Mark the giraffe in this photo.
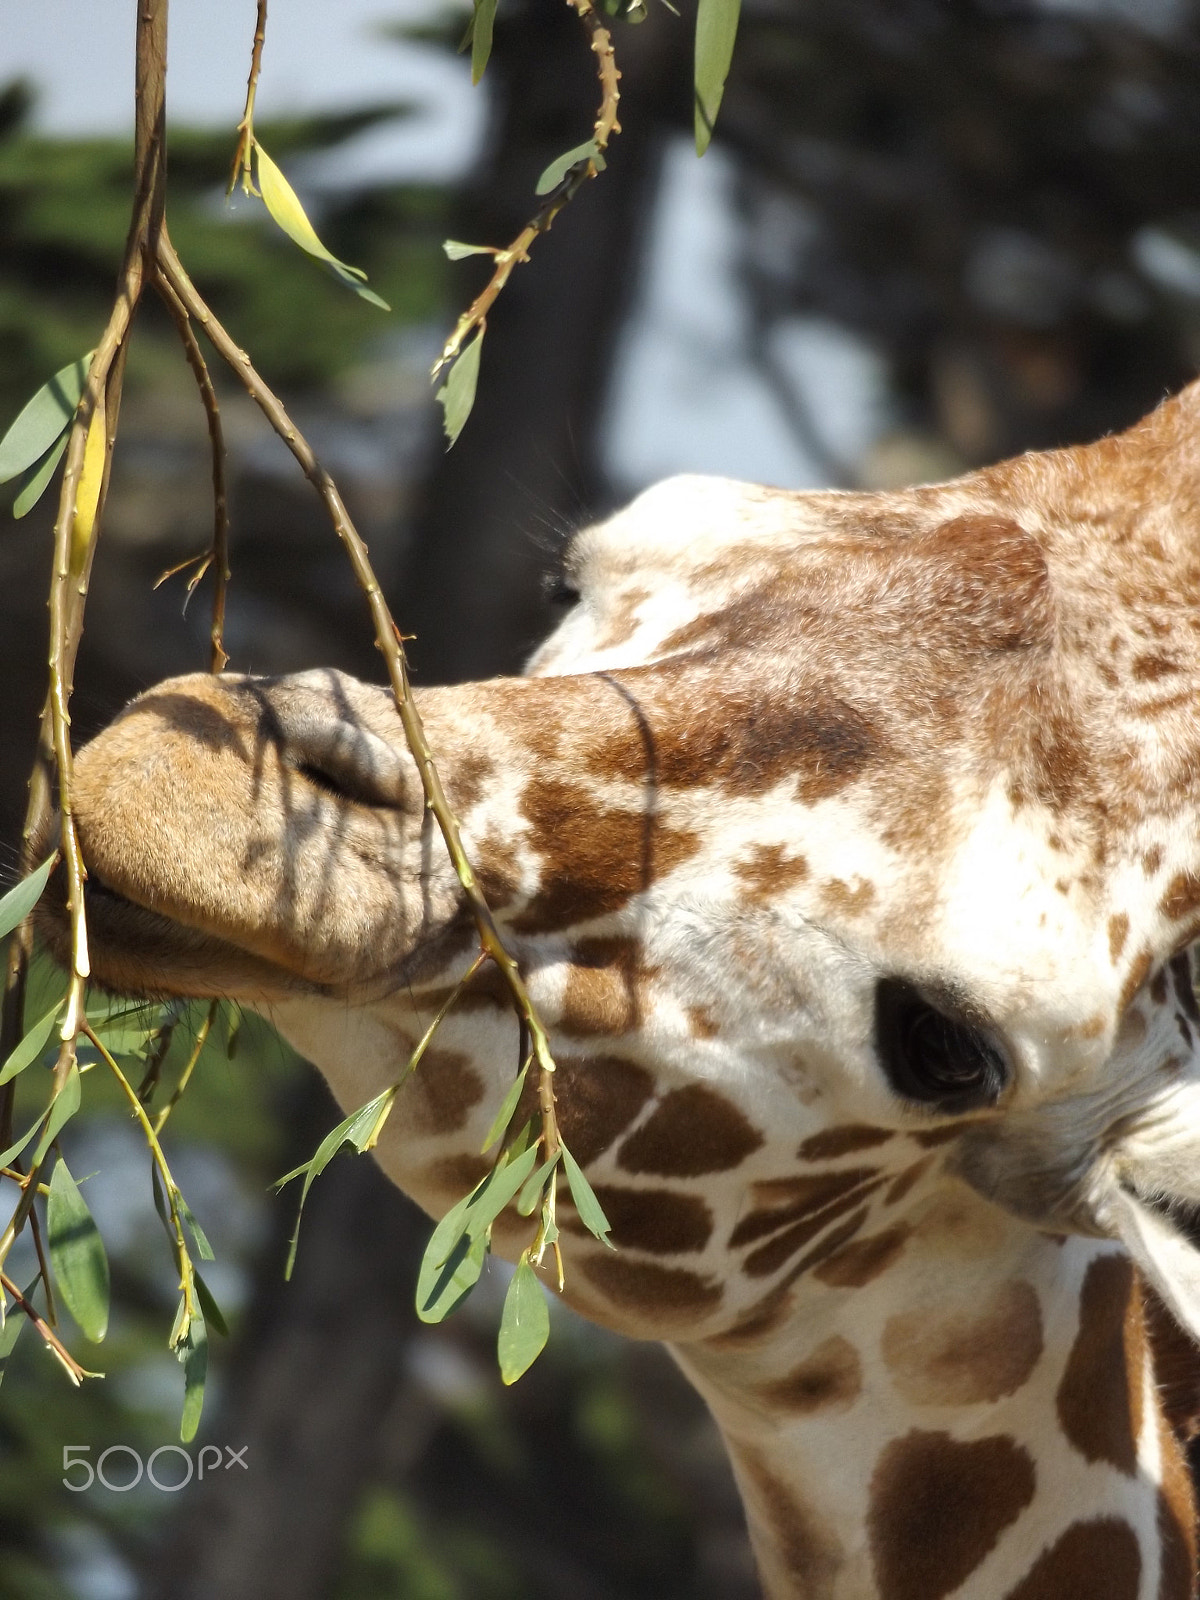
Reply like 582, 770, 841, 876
38, 376, 1200, 1599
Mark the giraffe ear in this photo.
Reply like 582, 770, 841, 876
1108, 1186, 1200, 1342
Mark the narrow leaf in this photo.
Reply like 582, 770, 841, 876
32, 1062, 81, 1167
415, 1227, 486, 1324
178, 1193, 215, 1262
0, 1279, 37, 1389
0, 355, 89, 482
12, 433, 67, 518
481, 1061, 530, 1155
461, 1144, 540, 1240
694, 0, 742, 155
0, 855, 57, 942
193, 1269, 229, 1338
443, 239, 495, 260
436, 329, 484, 449
47, 1159, 110, 1342
0, 1114, 47, 1171
561, 1143, 613, 1246
497, 1256, 550, 1384
0, 1002, 61, 1086
255, 144, 389, 310
70, 402, 107, 563
517, 1153, 558, 1217
471, 0, 498, 83
280, 1089, 395, 1277
535, 140, 604, 197
178, 1304, 208, 1443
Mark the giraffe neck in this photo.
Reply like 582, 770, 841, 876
673, 1187, 1197, 1600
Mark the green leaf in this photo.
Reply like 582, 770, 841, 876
177, 1302, 208, 1443
0, 854, 57, 943
11, 433, 68, 518
193, 1269, 229, 1338
32, 1062, 81, 1167
0, 355, 90, 483
47, 1158, 110, 1342
0, 1114, 47, 1171
481, 1061, 530, 1155
517, 1153, 559, 1217
443, 239, 495, 261
561, 1143, 613, 1247
279, 1088, 395, 1277
535, 139, 605, 197
461, 1144, 540, 1241
471, 0, 498, 82
0, 1002, 61, 1086
435, 329, 484, 449
254, 144, 390, 310
0, 1278, 37, 1390
415, 1226, 487, 1324
497, 1256, 550, 1384
178, 1193, 215, 1262
694, 0, 741, 154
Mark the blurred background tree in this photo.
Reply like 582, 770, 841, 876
6, 0, 1200, 1595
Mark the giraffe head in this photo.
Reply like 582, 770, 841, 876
52, 381, 1200, 1348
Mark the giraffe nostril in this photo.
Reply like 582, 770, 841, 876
875, 976, 1009, 1112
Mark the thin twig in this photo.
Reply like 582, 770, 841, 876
156, 230, 563, 1164
0, 1270, 96, 1386
154, 270, 230, 670
432, 0, 621, 379
152, 1000, 217, 1135
229, 0, 269, 194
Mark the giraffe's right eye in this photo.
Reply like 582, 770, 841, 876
875, 976, 1008, 1112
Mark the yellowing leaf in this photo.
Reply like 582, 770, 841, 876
254, 144, 390, 310
70, 403, 106, 571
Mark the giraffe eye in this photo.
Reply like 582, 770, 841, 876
875, 977, 1008, 1111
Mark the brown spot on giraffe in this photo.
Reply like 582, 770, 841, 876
782, 1207, 874, 1286
731, 1168, 883, 1247
442, 748, 495, 813
1108, 912, 1130, 963
738, 1445, 842, 1597
513, 1052, 654, 1168
472, 829, 522, 910
882, 1279, 1043, 1405
562, 1186, 713, 1254
419, 1152, 491, 1205
1161, 871, 1200, 924
1132, 652, 1182, 682
999, 1519, 1141, 1600
616, 1084, 764, 1178
512, 779, 700, 933
1056, 1253, 1142, 1474
813, 1223, 912, 1288
685, 1003, 720, 1039
912, 1124, 963, 1148
734, 843, 809, 900
797, 1124, 894, 1160
743, 1188, 885, 1278
399, 1049, 485, 1137
868, 1431, 1036, 1600
1156, 1384, 1199, 1600
883, 1156, 934, 1207
753, 1335, 863, 1414
1119, 948, 1155, 1015
704, 1282, 795, 1349
1144, 845, 1164, 876
580, 1253, 723, 1328
558, 937, 648, 1037
821, 876, 877, 916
